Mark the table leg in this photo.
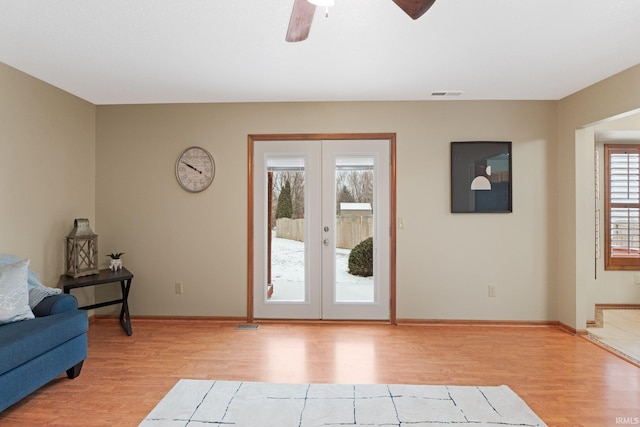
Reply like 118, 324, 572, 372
119, 278, 133, 336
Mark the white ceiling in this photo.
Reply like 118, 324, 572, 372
1, 0, 639, 105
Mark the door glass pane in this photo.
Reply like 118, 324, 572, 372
334, 156, 375, 302
267, 156, 306, 302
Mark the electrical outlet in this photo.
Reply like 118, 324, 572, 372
175, 282, 183, 294
488, 286, 496, 297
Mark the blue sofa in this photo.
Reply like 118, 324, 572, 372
0, 293, 88, 412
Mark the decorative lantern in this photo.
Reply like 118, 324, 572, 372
65, 218, 99, 278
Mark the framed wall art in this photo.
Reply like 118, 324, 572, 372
450, 141, 512, 213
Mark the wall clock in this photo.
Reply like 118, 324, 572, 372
175, 146, 215, 193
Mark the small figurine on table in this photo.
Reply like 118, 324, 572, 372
107, 253, 125, 271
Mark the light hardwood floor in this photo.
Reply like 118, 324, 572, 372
1, 319, 639, 426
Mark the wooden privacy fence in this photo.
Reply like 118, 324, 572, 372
275, 217, 373, 250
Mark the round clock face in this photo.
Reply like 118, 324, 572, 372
175, 146, 215, 192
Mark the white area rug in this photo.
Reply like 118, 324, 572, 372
140, 380, 546, 426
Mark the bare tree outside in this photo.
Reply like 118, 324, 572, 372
337, 170, 374, 205
272, 169, 373, 222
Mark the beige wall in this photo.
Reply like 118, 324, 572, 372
0, 62, 95, 293
557, 64, 640, 329
95, 101, 557, 320
4, 57, 640, 326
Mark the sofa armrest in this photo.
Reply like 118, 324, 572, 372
32, 294, 78, 317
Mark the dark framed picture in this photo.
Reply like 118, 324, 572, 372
450, 141, 512, 213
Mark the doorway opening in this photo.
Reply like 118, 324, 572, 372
247, 134, 396, 323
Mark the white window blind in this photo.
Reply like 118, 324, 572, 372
609, 151, 640, 256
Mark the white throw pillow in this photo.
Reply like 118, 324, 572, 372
0, 259, 35, 324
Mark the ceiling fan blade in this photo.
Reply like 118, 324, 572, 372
286, 0, 317, 42
392, 0, 436, 20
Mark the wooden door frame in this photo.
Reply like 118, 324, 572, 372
247, 133, 397, 324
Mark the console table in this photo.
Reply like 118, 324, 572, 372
59, 268, 134, 336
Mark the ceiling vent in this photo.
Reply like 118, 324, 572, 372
431, 91, 464, 97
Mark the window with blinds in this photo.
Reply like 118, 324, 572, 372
605, 144, 640, 270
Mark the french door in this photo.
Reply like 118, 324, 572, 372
251, 137, 392, 320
